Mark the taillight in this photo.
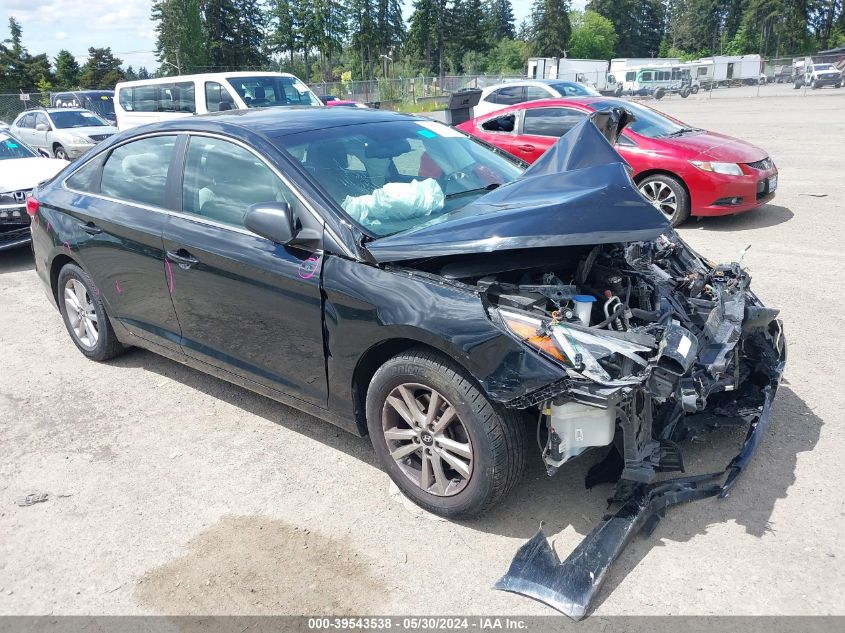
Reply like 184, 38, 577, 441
26, 196, 40, 217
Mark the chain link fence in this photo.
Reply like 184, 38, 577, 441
2, 56, 842, 123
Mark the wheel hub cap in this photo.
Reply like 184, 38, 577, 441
382, 383, 474, 497
64, 278, 98, 349
639, 180, 678, 218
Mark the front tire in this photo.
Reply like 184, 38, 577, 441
638, 174, 691, 227
366, 348, 525, 518
54, 145, 68, 160
57, 263, 125, 361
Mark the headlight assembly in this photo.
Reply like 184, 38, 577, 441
689, 160, 743, 176
497, 309, 651, 386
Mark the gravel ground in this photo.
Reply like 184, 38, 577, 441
1, 92, 843, 618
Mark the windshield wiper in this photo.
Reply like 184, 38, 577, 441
664, 127, 701, 137
444, 182, 501, 200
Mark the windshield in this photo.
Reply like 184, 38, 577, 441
0, 133, 37, 159
277, 120, 524, 236
87, 94, 115, 117
591, 99, 699, 138
226, 76, 322, 108
550, 82, 600, 97
49, 110, 108, 129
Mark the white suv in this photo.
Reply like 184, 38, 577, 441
10, 108, 118, 160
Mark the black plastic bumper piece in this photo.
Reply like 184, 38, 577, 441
495, 375, 782, 620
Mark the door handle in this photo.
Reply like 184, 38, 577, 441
82, 222, 103, 235
517, 144, 536, 152
166, 249, 199, 269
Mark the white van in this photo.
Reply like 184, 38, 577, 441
114, 71, 323, 130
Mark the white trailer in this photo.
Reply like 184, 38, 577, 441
689, 55, 764, 86
526, 57, 612, 91
610, 58, 680, 73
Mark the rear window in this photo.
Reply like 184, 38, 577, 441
100, 136, 177, 207
523, 108, 587, 137
118, 82, 196, 113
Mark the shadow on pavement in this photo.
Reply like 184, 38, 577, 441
687, 204, 794, 232
110, 348, 377, 466
0, 245, 34, 274
109, 347, 818, 618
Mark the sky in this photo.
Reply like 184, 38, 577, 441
7, 0, 588, 73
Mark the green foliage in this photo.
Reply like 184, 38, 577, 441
79, 47, 125, 89
529, 0, 572, 57
37, 76, 52, 106
486, 38, 528, 73
568, 10, 617, 59
153, 0, 208, 74
54, 50, 80, 89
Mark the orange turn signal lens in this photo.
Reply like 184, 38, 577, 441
502, 315, 568, 363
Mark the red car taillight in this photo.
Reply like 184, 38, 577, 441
26, 196, 40, 217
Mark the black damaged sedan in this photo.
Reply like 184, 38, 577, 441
29, 107, 784, 618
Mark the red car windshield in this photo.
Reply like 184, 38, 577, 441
591, 100, 700, 139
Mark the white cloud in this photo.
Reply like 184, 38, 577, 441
54, 31, 68, 40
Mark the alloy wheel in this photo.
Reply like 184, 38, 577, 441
55, 147, 68, 160
639, 179, 678, 219
64, 278, 98, 349
381, 383, 473, 497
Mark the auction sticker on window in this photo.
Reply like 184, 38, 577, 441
417, 121, 463, 138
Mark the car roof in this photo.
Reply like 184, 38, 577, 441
115, 71, 300, 88
143, 106, 428, 138
486, 96, 609, 112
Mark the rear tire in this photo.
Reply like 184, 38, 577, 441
653, 87, 666, 100
366, 348, 526, 518
57, 263, 125, 361
637, 174, 691, 227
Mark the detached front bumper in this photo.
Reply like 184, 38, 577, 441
496, 319, 785, 620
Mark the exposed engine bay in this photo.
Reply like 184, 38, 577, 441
411, 228, 785, 619
475, 230, 783, 486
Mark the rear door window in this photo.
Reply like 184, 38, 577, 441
497, 86, 525, 105
524, 86, 549, 101
522, 107, 587, 137
118, 83, 196, 113
100, 135, 177, 208
205, 82, 236, 112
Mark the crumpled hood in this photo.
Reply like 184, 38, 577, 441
0, 157, 68, 192
659, 131, 768, 163
365, 116, 668, 264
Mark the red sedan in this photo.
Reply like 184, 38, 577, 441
457, 97, 778, 226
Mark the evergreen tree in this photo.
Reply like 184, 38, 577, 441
204, 0, 240, 69
152, 0, 208, 74
79, 48, 125, 88
55, 50, 80, 89
138, 67, 151, 80
233, 0, 269, 68
487, 0, 516, 40
528, 0, 572, 57
406, 0, 442, 74
268, 0, 300, 69
588, 0, 665, 57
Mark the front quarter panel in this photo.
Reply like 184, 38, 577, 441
322, 256, 568, 415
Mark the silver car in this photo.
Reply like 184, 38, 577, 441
10, 108, 119, 160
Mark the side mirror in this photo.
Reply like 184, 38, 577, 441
35, 123, 49, 132
245, 202, 296, 244
37, 148, 51, 158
